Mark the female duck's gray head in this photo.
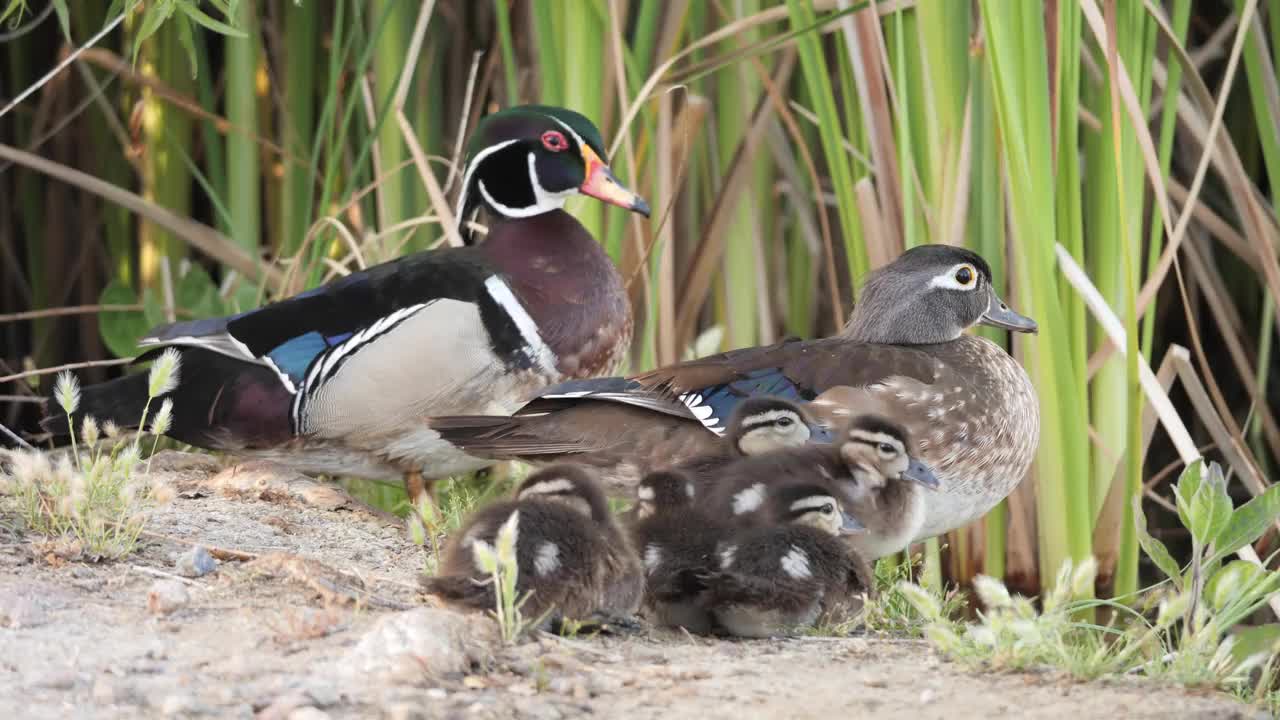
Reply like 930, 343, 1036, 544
727, 396, 832, 455
846, 245, 1037, 344
455, 105, 650, 242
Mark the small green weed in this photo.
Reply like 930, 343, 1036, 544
863, 550, 967, 637
900, 460, 1280, 700
0, 350, 180, 561
468, 509, 539, 643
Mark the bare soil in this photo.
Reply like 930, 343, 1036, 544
0, 452, 1256, 719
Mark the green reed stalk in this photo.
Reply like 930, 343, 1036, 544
786, 0, 867, 281
979, 0, 1092, 588
225, 0, 260, 250
371, 0, 411, 234
281, 1, 318, 254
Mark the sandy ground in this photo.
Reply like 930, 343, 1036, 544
0, 452, 1258, 719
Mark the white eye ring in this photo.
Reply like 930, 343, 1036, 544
929, 263, 981, 291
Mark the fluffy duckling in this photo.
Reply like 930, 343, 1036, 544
674, 396, 831, 492
837, 415, 940, 559
706, 414, 938, 541
421, 464, 643, 629
703, 482, 873, 638
627, 469, 724, 633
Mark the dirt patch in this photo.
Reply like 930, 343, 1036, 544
0, 453, 1254, 719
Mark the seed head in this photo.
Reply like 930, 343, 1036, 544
54, 372, 81, 415
147, 348, 182, 398
81, 416, 101, 447
150, 398, 174, 436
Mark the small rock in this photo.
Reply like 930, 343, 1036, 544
288, 708, 331, 720
30, 670, 77, 690
302, 680, 340, 708
517, 703, 563, 720
174, 546, 217, 578
160, 693, 199, 716
0, 594, 45, 628
338, 608, 498, 685
385, 704, 426, 720
919, 688, 935, 705
146, 580, 190, 616
92, 676, 134, 705
425, 688, 448, 700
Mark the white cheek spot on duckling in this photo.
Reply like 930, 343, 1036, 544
732, 483, 766, 515
637, 485, 655, 501
685, 483, 696, 499
644, 544, 663, 570
534, 541, 560, 576
719, 544, 738, 569
780, 546, 812, 579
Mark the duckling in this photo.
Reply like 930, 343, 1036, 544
674, 396, 831, 492
837, 415, 940, 560
703, 482, 873, 638
421, 464, 643, 629
626, 470, 724, 633
706, 415, 939, 548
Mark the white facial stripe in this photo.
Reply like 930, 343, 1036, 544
534, 541, 560, 576
731, 483, 766, 515
927, 263, 980, 291
526, 152, 574, 212
548, 116, 591, 156
741, 409, 801, 429
789, 495, 836, 513
455, 138, 521, 223
484, 276, 556, 374
520, 478, 575, 497
780, 546, 812, 579
848, 430, 905, 454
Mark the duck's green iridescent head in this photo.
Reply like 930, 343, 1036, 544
455, 105, 650, 242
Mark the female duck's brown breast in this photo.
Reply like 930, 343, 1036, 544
483, 211, 633, 379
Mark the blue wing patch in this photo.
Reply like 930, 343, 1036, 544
264, 331, 355, 388
678, 368, 811, 435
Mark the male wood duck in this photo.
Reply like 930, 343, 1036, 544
42, 105, 649, 502
430, 244, 1039, 542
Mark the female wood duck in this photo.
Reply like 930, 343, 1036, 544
42, 105, 649, 502
703, 482, 873, 638
431, 244, 1039, 541
421, 464, 643, 628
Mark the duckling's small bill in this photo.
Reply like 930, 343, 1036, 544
903, 457, 941, 489
840, 511, 866, 535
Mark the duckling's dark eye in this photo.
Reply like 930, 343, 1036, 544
955, 265, 975, 286
541, 130, 568, 152
776, 416, 794, 428
878, 442, 896, 455
821, 504, 834, 514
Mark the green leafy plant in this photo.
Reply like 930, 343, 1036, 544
862, 551, 967, 637
904, 460, 1280, 698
